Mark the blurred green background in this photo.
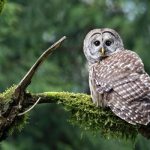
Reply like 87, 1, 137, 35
0, 0, 150, 149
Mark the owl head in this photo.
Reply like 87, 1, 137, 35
83, 28, 124, 64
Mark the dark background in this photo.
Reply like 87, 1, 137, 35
0, 0, 150, 149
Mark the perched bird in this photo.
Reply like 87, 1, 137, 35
83, 28, 150, 125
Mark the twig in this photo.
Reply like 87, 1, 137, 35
18, 97, 41, 116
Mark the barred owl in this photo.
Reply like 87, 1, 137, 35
83, 28, 150, 125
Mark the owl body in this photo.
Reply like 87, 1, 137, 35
84, 28, 150, 125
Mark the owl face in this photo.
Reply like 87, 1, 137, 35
83, 28, 124, 64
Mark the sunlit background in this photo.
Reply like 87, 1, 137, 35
0, 0, 150, 149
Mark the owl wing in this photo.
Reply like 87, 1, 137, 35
93, 50, 150, 125
108, 75, 150, 125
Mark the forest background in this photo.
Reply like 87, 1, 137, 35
0, 0, 150, 150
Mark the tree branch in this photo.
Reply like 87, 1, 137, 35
15, 36, 66, 99
0, 86, 148, 141
24, 92, 139, 140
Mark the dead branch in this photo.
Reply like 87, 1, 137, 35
14, 36, 66, 98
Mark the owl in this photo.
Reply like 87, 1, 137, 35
83, 28, 150, 125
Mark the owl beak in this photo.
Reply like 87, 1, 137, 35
99, 48, 105, 56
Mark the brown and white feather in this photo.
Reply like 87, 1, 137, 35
89, 50, 150, 125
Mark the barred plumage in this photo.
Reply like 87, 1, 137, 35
83, 28, 150, 125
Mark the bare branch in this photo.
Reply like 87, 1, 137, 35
15, 36, 66, 96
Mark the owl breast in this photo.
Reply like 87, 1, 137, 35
89, 66, 104, 107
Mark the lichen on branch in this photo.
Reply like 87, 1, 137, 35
0, 85, 143, 141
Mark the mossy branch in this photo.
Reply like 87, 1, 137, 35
0, 89, 145, 142
26, 92, 139, 141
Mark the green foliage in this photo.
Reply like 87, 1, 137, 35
0, 0, 5, 14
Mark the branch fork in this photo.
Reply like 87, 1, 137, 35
0, 36, 66, 141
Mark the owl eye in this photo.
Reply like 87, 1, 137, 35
105, 40, 112, 46
93, 40, 100, 46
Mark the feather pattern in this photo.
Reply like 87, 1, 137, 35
89, 50, 150, 125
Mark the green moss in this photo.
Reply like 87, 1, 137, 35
8, 114, 29, 135
0, 88, 139, 141
42, 92, 139, 141
0, 0, 6, 14
0, 85, 17, 104
0, 85, 28, 136
0, 85, 17, 117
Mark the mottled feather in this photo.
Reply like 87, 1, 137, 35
89, 50, 150, 125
